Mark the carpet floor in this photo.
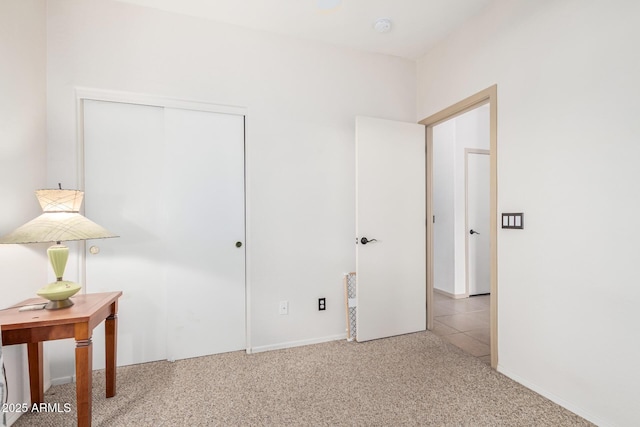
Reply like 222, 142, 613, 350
13, 331, 593, 426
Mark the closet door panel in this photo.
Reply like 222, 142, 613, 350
84, 100, 168, 368
164, 108, 246, 360
84, 101, 246, 367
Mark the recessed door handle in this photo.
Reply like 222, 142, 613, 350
360, 237, 378, 245
470, 229, 480, 235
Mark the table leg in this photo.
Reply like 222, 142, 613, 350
26, 342, 44, 404
105, 313, 117, 397
75, 336, 93, 427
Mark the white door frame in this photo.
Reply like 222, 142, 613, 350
420, 85, 498, 368
465, 148, 490, 296
74, 87, 252, 352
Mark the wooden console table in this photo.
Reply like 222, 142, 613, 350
0, 291, 122, 427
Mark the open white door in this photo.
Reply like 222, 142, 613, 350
355, 116, 426, 342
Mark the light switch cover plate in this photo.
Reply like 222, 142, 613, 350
502, 213, 524, 229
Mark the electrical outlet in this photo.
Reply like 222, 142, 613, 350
318, 298, 326, 311
279, 300, 288, 315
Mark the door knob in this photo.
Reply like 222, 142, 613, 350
469, 229, 480, 235
360, 237, 378, 245
235, 241, 243, 248
89, 245, 100, 254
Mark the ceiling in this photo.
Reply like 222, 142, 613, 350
113, 0, 494, 60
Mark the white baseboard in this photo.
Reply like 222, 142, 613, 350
433, 288, 467, 299
248, 333, 346, 354
497, 365, 607, 427
50, 375, 74, 386
6, 412, 20, 427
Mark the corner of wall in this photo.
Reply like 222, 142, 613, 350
0, 1, 49, 423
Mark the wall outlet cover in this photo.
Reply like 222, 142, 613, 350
279, 300, 288, 315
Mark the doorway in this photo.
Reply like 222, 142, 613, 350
420, 85, 498, 368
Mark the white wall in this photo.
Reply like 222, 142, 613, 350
433, 106, 489, 296
44, 0, 416, 378
0, 0, 48, 424
417, 0, 640, 425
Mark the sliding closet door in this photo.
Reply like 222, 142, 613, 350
83, 100, 246, 367
84, 100, 168, 368
164, 108, 246, 360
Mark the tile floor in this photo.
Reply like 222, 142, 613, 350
432, 292, 491, 365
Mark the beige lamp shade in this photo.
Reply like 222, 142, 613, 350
0, 189, 117, 244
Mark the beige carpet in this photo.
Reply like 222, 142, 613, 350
14, 331, 592, 426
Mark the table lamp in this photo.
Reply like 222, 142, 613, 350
0, 187, 118, 309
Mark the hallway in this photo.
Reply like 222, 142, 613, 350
432, 292, 491, 364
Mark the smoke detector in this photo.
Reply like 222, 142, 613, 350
374, 18, 392, 33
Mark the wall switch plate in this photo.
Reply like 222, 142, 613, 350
501, 212, 524, 229
318, 298, 326, 311
279, 300, 288, 315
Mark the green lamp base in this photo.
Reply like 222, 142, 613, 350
37, 280, 82, 310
